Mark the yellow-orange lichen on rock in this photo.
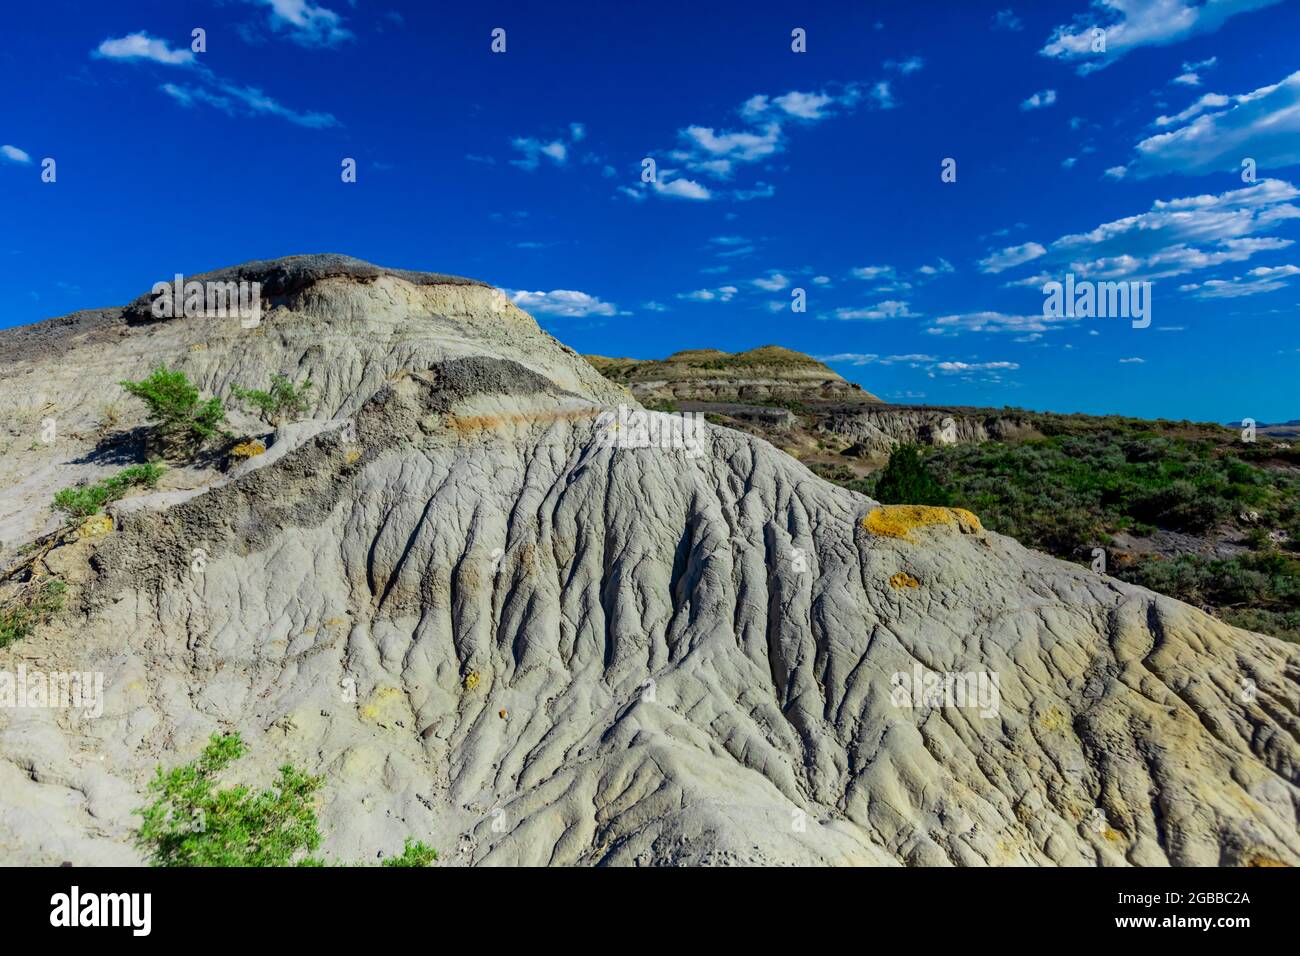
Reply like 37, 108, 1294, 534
862, 505, 982, 542
230, 439, 266, 459
77, 514, 114, 539
889, 571, 921, 589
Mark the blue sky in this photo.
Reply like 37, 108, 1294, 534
2, 0, 1298, 421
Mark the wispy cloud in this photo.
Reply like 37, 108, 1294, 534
884, 56, 925, 75
978, 242, 1047, 273
677, 285, 739, 302
95, 33, 195, 66
1179, 264, 1300, 297
1020, 89, 1057, 110
509, 288, 618, 317
93, 30, 339, 128
1040, 0, 1282, 74
1126, 70, 1300, 179
511, 137, 568, 171
821, 300, 918, 321
992, 9, 1024, 31
244, 0, 353, 48
1, 145, 32, 164
162, 81, 339, 128
629, 77, 913, 203
928, 311, 1076, 335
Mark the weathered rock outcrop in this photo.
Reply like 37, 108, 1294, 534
820, 404, 1039, 458
0, 257, 1296, 867
587, 347, 880, 405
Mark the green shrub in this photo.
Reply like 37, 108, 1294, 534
231, 375, 314, 427
52, 463, 164, 523
873, 444, 951, 506
135, 733, 324, 867
134, 733, 437, 866
119, 366, 225, 456
383, 838, 438, 867
0, 579, 67, 649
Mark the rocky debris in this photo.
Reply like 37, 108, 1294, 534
0, 257, 1297, 867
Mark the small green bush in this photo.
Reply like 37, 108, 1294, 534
52, 463, 164, 523
873, 444, 951, 506
119, 366, 225, 456
231, 375, 314, 427
135, 733, 324, 867
383, 837, 438, 867
134, 733, 439, 867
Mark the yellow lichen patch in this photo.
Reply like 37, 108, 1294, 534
359, 686, 404, 722
462, 671, 481, 691
76, 514, 113, 539
888, 571, 921, 589
344, 449, 362, 465
1246, 855, 1288, 867
1037, 706, 1068, 732
499, 708, 509, 720
230, 439, 266, 459
322, 617, 348, 628
862, 505, 982, 542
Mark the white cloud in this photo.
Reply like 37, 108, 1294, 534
823, 300, 917, 321
96, 30, 338, 128
161, 81, 338, 127
978, 242, 1047, 273
653, 175, 712, 200
1051, 179, 1300, 264
772, 91, 835, 120
1118, 357, 1146, 363
880, 353, 939, 365
677, 286, 739, 303
1154, 92, 1231, 126
850, 265, 897, 281
1132, 70, 1300, 178
929, 311, 1076, 335
752, 272, 790, 291
679, 123, 781, 165
934, 361, 1020, 373
917, 258, 956, 275
1104, 165, 1129, 179
992, 9, 1024, 30
814, 353, 879, 365
871, 81, 895, 109
885, 56, 925, 75
1179, 264, 1300, 297
509, 289, 618, 317
1021, 89, 1057, 110
1171, 72, 1201, 86
1041, 0, 1282, 73
645, 81, 907, 202
1062, 156, 1078, 169
511, 137, 568, 170
248, 0, 353, 48
1, 144, 31, 164
95, 33, 195, 66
